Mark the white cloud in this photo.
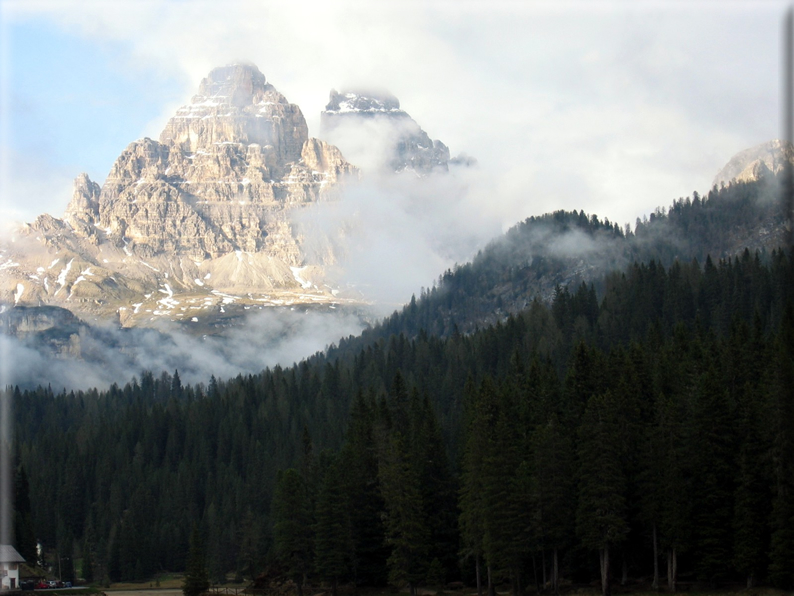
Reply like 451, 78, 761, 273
0, 307, 368, 391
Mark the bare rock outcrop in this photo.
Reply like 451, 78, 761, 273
64, 173, 101, 236
712, 139, 794, 187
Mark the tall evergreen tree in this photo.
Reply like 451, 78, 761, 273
459, 379, 489, 596
767, 306, 794, 589
377, 430, 429, 596
690, 359, 735, 584
81, 537, 94, 583
13, 465, 37, 564
338, 391, 388, 586
182, 525, 210, 596
272, 469, 313, 596
314, 459, 349, 596
530, 414, 575, 594
732, 383, 770, 587
576, 391, 629, 596
481, 382, 527, 596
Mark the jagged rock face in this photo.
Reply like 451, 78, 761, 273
712, 139, 794, 187
159, 64, 308, 171
321, 89, 455, 174
3, 64, 361, 329
64, 173, 101, 236
65, 64, 358, 261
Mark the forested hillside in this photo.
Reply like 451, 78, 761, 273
9, 244, 794, 592
347, 174, 787, 343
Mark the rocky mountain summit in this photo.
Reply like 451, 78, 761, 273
712, 139, 794, 187
321, 89, 474, 175
67, 64, 356, 259
2, 64, 361, 330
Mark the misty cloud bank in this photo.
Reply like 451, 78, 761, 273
296, 170, 499, 311
296, 109, 505, 313
0, 307, 368, 391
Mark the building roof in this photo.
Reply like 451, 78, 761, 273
0, 545, 25, 563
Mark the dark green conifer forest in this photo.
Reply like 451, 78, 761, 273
6, 177, 794, 593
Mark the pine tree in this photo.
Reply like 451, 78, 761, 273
377, 430, 429, 596
182, 525, 210, 596
409, 391, 458, 580
338, 390, 388, 586
459, 378, 488, 596
530, 414, 575, 594
576, 391, 629, 596
732, 383, 770, 587
314, 459, 349, 596
13, 465, 37, 564
481, 382, 527, 596
272, 469, 313, 596
690, 360, 735, 584
767, 306, 794, 589
81, 537, 94, 583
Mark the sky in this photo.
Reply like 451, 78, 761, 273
0, 0, 789, 238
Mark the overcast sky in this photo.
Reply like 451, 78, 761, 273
0, 0, 789, 232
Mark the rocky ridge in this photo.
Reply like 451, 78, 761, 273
2, 64, 362, 330
321, 89, 474, 175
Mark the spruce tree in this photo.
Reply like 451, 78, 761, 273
576, 391, 629, 596
338, 390, 388, 586
272, 469, 313, 596
691, 360, 735, 584
377, 430, 429, 596
732, 383, 770, 587
314, 459, 349, 596
13, 465, 37, 565
81, 537, 94, 583
182, 526, 209, 596
481, 381, 527, 596
530, 414, 575, 594
767, 306, 794, 589
410, 391, 458, 579
459, 378, 488, 596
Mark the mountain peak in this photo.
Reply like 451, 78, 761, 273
325, 89, 404, 115
713, 139, 794, 187
321, 88, 455, 174
159, 62, 307, 158
196, 63, 272, 108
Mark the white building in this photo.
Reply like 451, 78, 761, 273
0, 545, 24, 590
